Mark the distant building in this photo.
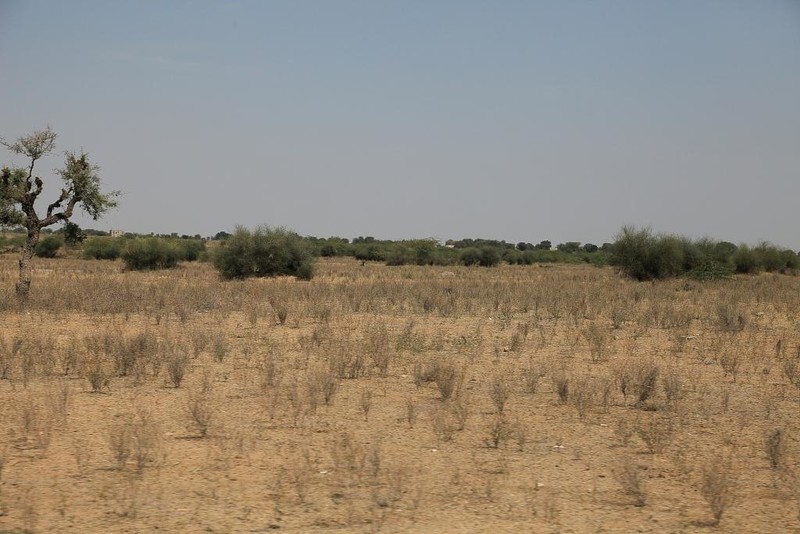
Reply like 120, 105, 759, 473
110, 229, 124, 238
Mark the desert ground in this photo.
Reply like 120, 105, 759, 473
0, 256, 799, 533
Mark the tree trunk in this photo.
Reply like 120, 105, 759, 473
16, 229, 39, 299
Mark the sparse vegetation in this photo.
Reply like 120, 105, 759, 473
0, 253, 798, 532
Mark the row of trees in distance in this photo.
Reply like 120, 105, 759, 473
3, 223, 798, 283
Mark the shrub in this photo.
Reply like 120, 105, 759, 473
121, 238, 180, 270
83, 237, 124, 260
733, 244, 759, 274
175, 239, 206, 262
459, 247, 482, 266
353, 244, 386, 262
612, 227, 734, 280
0, 234, 25, 252
212, 225, 314, 280
685, 260, 732, 281
478, 247, 501, 267
34, 234, 63, 258
62, 222, 86, 246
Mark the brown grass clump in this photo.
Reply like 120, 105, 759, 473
700, 454, 736, 526
614, 457, 647, 507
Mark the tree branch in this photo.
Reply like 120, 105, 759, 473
46, 186, 72, 218
40, 194, 79, 228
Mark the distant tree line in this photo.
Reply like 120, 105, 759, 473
2, 223, 798, 281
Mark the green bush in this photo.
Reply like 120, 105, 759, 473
175, 239, 206, 262
353, 244, 387, 262
733, 245, 760, 274
611, 227, 684, 281
613, 227, 797, 280
83, 237, 124, 260
459, 247, 482, 266
685, 260, 732, 281
121, 238, 180, 270
34, 234, 63, 258
478, 247, 501, 267
385, 240, 457, 266
212, 226, 314, 280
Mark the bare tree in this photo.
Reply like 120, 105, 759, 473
1, 127, 118, 298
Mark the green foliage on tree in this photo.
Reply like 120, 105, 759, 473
1, 127, 119, 297
212, 226, 314, 280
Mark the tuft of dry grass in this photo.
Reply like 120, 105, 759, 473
765, 428, 786, 470
700, 454, 736, 526
614, 457, 647, 507
489, 374, 511, 414
636, 415, 675, 454
187, 389, 213, 438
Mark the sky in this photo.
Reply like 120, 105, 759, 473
1, 1, 798, 248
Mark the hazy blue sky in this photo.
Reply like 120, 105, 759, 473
1, 1, 798, 247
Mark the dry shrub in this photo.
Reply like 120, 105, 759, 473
615, 359, 659, 407
636, 415, 675, 454
717, 303, 747, 332
450, 397, 469, 431
614, 457, 647, 507
15, 394, 54, 451
166, 348, 188, 387
189, 328, 210, 358
662, 368, 683, 410
46, 379, 71, 427
86, 331, 157, 378
274, 302, 289, 325
329, 431, 365, 482
572, 379, 595, 420
85, 358, 111, 393
330, 347, 366, 380
0, 444, 6, 482
781, 349, 800, 389
413, 360, 437, 387
405, 398, 418, 428
615, 417, 635, 447
700, 454, 736, 526
485, 415, 511, 449
522, 365, 541, 395
360, 389, 373, 421
428, 360, 463, 401
765, 428, 786, 470
489, 374, 510, 414
211, 332, 229, 363
259, 352, 283, 390
553, 372, 569, 403
719, 351, 741, 381
583, 323, 609, 362
0, 336, 22, 379
432, 406, 458, 443
306, 367, 338, 409
365, 322, 392, 377
109, 409, 162, 472
187, 390, 213, 437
